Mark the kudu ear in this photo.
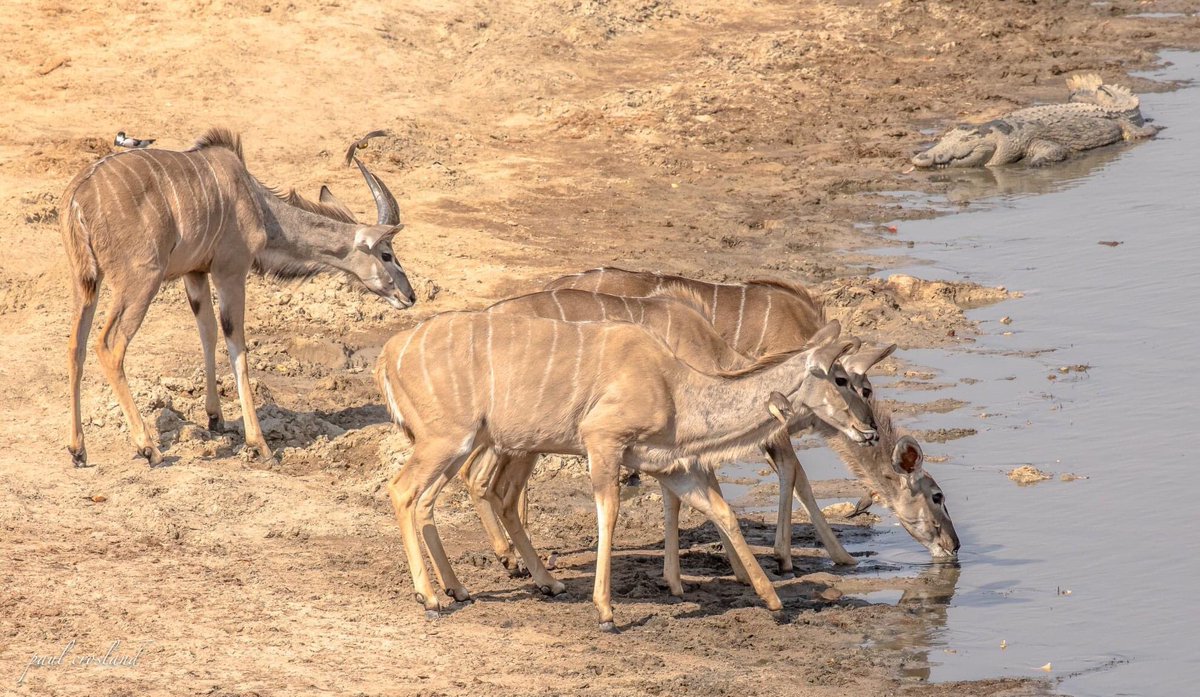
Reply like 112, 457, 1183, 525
354, 225, 401, 253
842, 343, 897, 377
318, 185, 356, 222
891, 435, 925, 475
847, 493, 875, 518
766, 391, 793, 425
801, 320, 841, 352
813, 339, 859, 375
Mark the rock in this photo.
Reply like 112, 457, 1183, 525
820, 502, 857, 518
999, 316, 1012, 325
286, 337, 349, 370
177, 425, 210, 443
156, 407, 185, 434
819, 587, 843, 601
1008, 465, 1052, 485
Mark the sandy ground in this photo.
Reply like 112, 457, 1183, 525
2, 0, 1199, 695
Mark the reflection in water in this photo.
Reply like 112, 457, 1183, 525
872, 563, 962, 681
926, 142, 1128, 204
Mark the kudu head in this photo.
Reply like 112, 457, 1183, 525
785, 321, 879, 445
340, 131, 415, 309
839, 341, 896, 401
850, 436, 960, 560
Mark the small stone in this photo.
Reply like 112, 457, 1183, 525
1008, 465, 1052, 485
1060, 473, 1087, 482
999, 316, 1012, 325
1041, 662, 1053, 672
819, 587, 843, 601
90, 494, 107, 503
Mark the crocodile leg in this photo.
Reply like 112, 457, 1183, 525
1026, 139, 1069, 167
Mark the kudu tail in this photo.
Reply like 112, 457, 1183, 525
59, 189, 100, 306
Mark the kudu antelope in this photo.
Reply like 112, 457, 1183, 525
547, 268, 909, 567
376, 312, 876, 629
61, 128, 414, 467
467, 287, 872, 592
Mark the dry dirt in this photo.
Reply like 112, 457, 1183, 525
2, 1, 1199, 695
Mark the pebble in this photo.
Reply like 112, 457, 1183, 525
999, 316, 1012, 325
819, 587, 843, 601
1008, 465, 1052, 485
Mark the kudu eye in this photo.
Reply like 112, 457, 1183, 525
932, 493, 944, 505
835, 376, 848, 387
862, 387, 873, 398
381, 252, 394, 263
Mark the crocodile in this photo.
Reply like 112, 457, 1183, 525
912, 74, 1159, 168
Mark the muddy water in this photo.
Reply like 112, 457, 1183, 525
848, 52, 1200, 696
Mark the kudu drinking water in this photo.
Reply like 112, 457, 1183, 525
467, 287, 875, 591
376, 311, 876, 628
547, 267, 958, 562
61, 128, 414, 467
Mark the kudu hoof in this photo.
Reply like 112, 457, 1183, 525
138, 446, 163, 467
447, 587, 472, 603
777, 570, 796, 580
538, 581, 566, 597
207, 415, 224, 432
68, 446, 88, 468
597, 621, 619, 634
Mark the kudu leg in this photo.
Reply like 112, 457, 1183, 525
766, 437, 857, 567
662, 482, 751, 594
387, 439, 464, 613
585, 443, 624, 631
183, 272, 222, 431
662, 486, 685, 597
94, 280, 163, 465
209, 274, 273, 464
490, 453, 565, 596
659, 467, 782, 612
417, 466, 472, 603
67, 288, 99, 467
764, 439, 798, 576
462, 448, 524, 574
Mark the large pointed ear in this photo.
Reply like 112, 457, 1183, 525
318, 185, 356, 222
354, 224, 402, 252
766, 391, 793, 425
848, 492, 875, 518
801, 319, 841, 352
842, 343, 897, 377
813, 338, 858, 375
891, 435, 925, 475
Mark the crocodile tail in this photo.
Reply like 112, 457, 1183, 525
1066, 73, 1103, 97
1067, 73, 1140, 113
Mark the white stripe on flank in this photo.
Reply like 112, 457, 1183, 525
136, 150, 185, 232
755, 293, 773, 356
733, 286, 747, 349
595, 292, 608, 321
711, 284, 719, 319
418, 321, 435, 397
180, 152, 212, 242
566, 323, 585, 405
594, 268, 605, 292
508, 319, 533, 414
552, 289, 567, 320
446, 315, 464, 411
638, 300, 646, 324
664, 308, 672, 344
621, 296, 634, 321
394, 323, 421, 375
466, 315, 478, 413
198, 153, 227, 238
486, 312, 496, 411
533, 320, 559, 411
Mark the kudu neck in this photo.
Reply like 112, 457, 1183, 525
671, 349, 811, 449
253, 183, 358, 274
